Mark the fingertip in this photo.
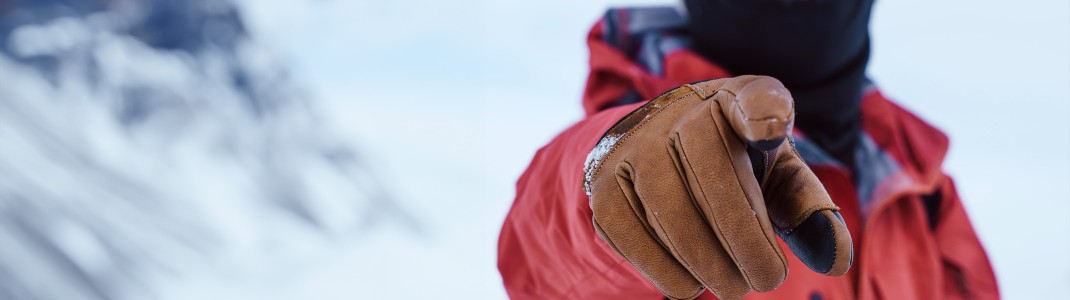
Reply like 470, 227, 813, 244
823, 210, 854, 276
717, 76, 794, 144
745, 256, 788, 292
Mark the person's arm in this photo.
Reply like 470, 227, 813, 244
498, 103, 663, 299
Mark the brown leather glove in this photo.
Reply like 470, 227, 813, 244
583, 76, 852, 300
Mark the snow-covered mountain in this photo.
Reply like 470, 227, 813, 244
0, 1, 416, 299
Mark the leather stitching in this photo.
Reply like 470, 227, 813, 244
650, 216, 708, 300
706, 101, 789, 286
776, 203, 840, 233
726, 95, 793, 122
621, 162, 669, 250
676, 132, 758, 286
829, 214, 840, 275
642, 146, 716, 297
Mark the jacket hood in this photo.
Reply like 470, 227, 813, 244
580, 6, 950, 215
581, 6, 729, 116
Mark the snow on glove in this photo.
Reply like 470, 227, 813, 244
583, 76, 853, 300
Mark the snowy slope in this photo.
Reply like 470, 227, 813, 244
0, 1, 417, 299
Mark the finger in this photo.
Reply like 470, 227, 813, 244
712, 75, 853, 276
591, 163, 704, 300
762, 145, 853, 276
707, 75, 795, 187
715, 75, 795, 148
672, 97, 788, 292
629, 146, 750, 299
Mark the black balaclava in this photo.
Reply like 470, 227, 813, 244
683, 0, 875, 167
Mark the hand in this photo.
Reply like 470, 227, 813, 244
583, 76, 852, 300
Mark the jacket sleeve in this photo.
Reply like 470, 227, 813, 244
932, 176, 1000, 300
497, 103, 664, 300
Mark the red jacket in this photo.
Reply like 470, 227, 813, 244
498, 11, 999, 300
